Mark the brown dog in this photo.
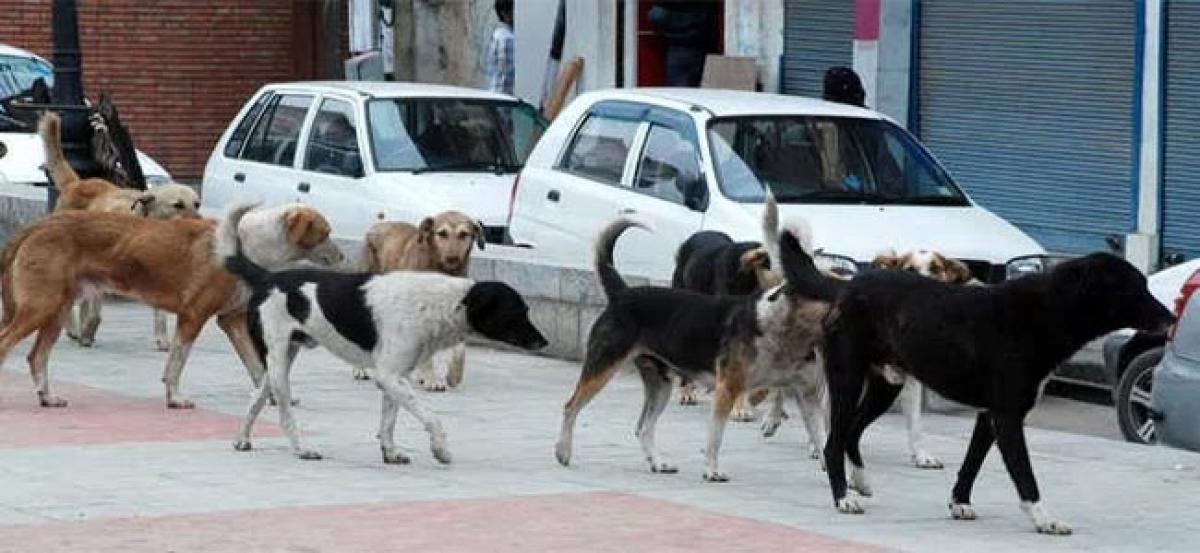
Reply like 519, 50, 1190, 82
0, 205, 342, 409
357, 211, 485, 389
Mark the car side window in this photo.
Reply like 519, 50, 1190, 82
634, 124, 701, 205
223, 92, 273, 158
304, 98, 363, 178
559, 114, 639, 185
241, 94, 313, 167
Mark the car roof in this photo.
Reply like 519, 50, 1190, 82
0, 43, 48, 63
263, 81, 518, 102
581, 88, 885, 120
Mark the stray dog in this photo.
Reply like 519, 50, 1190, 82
0, 204, 342, 408
357, 211, 485, 389
555, 217, 833, 481
671, 226, 780, 419
40, 112, 202, 350
804, 249, 1173, 534
219, 204, 546, 463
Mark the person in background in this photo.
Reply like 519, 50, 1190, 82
822, 66, 866, 107
648, 1, 720, 87
486, 0, 515, 95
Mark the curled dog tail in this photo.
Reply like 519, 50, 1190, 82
762, 191, 814, 273
779, 224, 843, 303
594, 218, 647, 301
215, 202, 270, 287
38, 112, 80, 191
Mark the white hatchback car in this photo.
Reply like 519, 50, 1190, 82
201, 81, 545, 243
508, 88, 1045, 282
0, 43, 171, 187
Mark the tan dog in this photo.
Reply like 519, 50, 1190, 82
0, 205, 342, 409
39, 112, 203, 349
872, 248, 978, 285
357, 211, 485, 389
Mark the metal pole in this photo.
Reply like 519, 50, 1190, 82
47, 0, 99, 212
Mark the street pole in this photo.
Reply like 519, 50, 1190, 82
47, 0, 99, 212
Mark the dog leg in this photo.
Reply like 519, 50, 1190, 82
949, 412, 995, 522
824, 331, 869, 514
445, 341, 467, 388
901, 379, 943, 469
216, 312, 265, 388
0, 306, 66, 407
843, 375, 903, 498
28, 320, 67, 407
993, 414, 1071, 535
760, 387, 789, 438
77, 296, 102, 348
233, 344, 295, 452
793, 377, 828, 468
268, 340, 320, 460
64, 301, 81, 343
352, 366, 371, 381
634, 357, 676, 474
729, 392, 755, 422
162, 316, 204, 409
373, 370, 411, 465
152, 309, 170, 352
703, 355, 745, 482
556, 322, 630, 467
415, 356, 446, 392
385, 363, 450, 464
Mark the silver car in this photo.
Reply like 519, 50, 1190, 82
1152, 289, 1200, 452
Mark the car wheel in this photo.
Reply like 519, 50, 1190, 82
1116, 347, 1163, 444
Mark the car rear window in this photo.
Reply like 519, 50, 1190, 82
224, 92, 273, 158
240, 94, 313, 167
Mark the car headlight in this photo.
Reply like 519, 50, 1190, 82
815, 250, 859, 277
1006, 255, 1046, 280
145, 175, 172, 187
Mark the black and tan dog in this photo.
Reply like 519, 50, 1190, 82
804, 249, 1173, 534
555, 217, 834, 481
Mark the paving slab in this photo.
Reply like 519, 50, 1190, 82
0, 302, 1197, 552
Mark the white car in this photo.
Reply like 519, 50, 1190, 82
0, 44, 171, 187
201, 81, 546, 243
508, 88, 1045, 281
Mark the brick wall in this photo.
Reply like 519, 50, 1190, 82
1, 0, 347, 183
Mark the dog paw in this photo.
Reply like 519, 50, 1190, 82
949, 502, 977, 520
1035, 520, 1073, 536
849, 471, 873, 497
913, 451, 944, 470
167, 397, 195, 409
808, 443, 822, 460
432, 445, 452, 465
297, 450, 323, 461
154, 338, 170, 352
382, 448, 411, 465
422, 377, 448, 393
760, 417, 782, 438
352, 367, 371, 381
836, 496, 865, 514
649, 462, 678, 474
38, 395, 69, 408
702, 470, 730, 483
730, 407, 756, 422
233, 440, 252, 452
678, 391, 699, 406
76, 337, 95, 348
554, 443, 572, 467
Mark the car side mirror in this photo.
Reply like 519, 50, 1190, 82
680, 174, 708, 212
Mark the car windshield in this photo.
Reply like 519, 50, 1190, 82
0, 54, 53, 100
708, 116, 969, 206
366, 98, 544, 174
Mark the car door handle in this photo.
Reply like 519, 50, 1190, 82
233, 172, 245, 183
298, 182, 310, 193
618, 208, 637, 215
547, 189, 560, 202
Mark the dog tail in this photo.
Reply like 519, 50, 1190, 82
38, 112, 80, 191
594, 218, 647, 300
216, 202, 271, 287
762, 190, 815, 270
779, 223, 843, 303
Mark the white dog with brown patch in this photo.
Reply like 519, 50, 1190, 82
357, 211, 485, 390
0, 204, 342, 408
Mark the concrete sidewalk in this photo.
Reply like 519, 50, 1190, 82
0, 302, 1197, 552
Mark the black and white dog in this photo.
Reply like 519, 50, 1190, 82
217, 204, 547, 465
800, 248, 1173, 534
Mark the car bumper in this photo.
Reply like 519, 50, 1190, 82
1152, 351, 1200, 452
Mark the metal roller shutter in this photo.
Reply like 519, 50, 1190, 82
782, 0, 854, 97
918, 1, 1136, 254
1163, 3, 1200, 261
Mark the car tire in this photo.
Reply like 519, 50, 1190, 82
1116, 347, 1163, 444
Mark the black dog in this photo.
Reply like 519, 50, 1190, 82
806, 251, 1173, 534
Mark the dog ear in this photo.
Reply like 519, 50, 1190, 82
418, 217, 435, 244
474, 220, 486, 250
285, 208, 331, 250
131, 194, 154, 216
945, 258, 974, 284
872, 249, 900, 269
